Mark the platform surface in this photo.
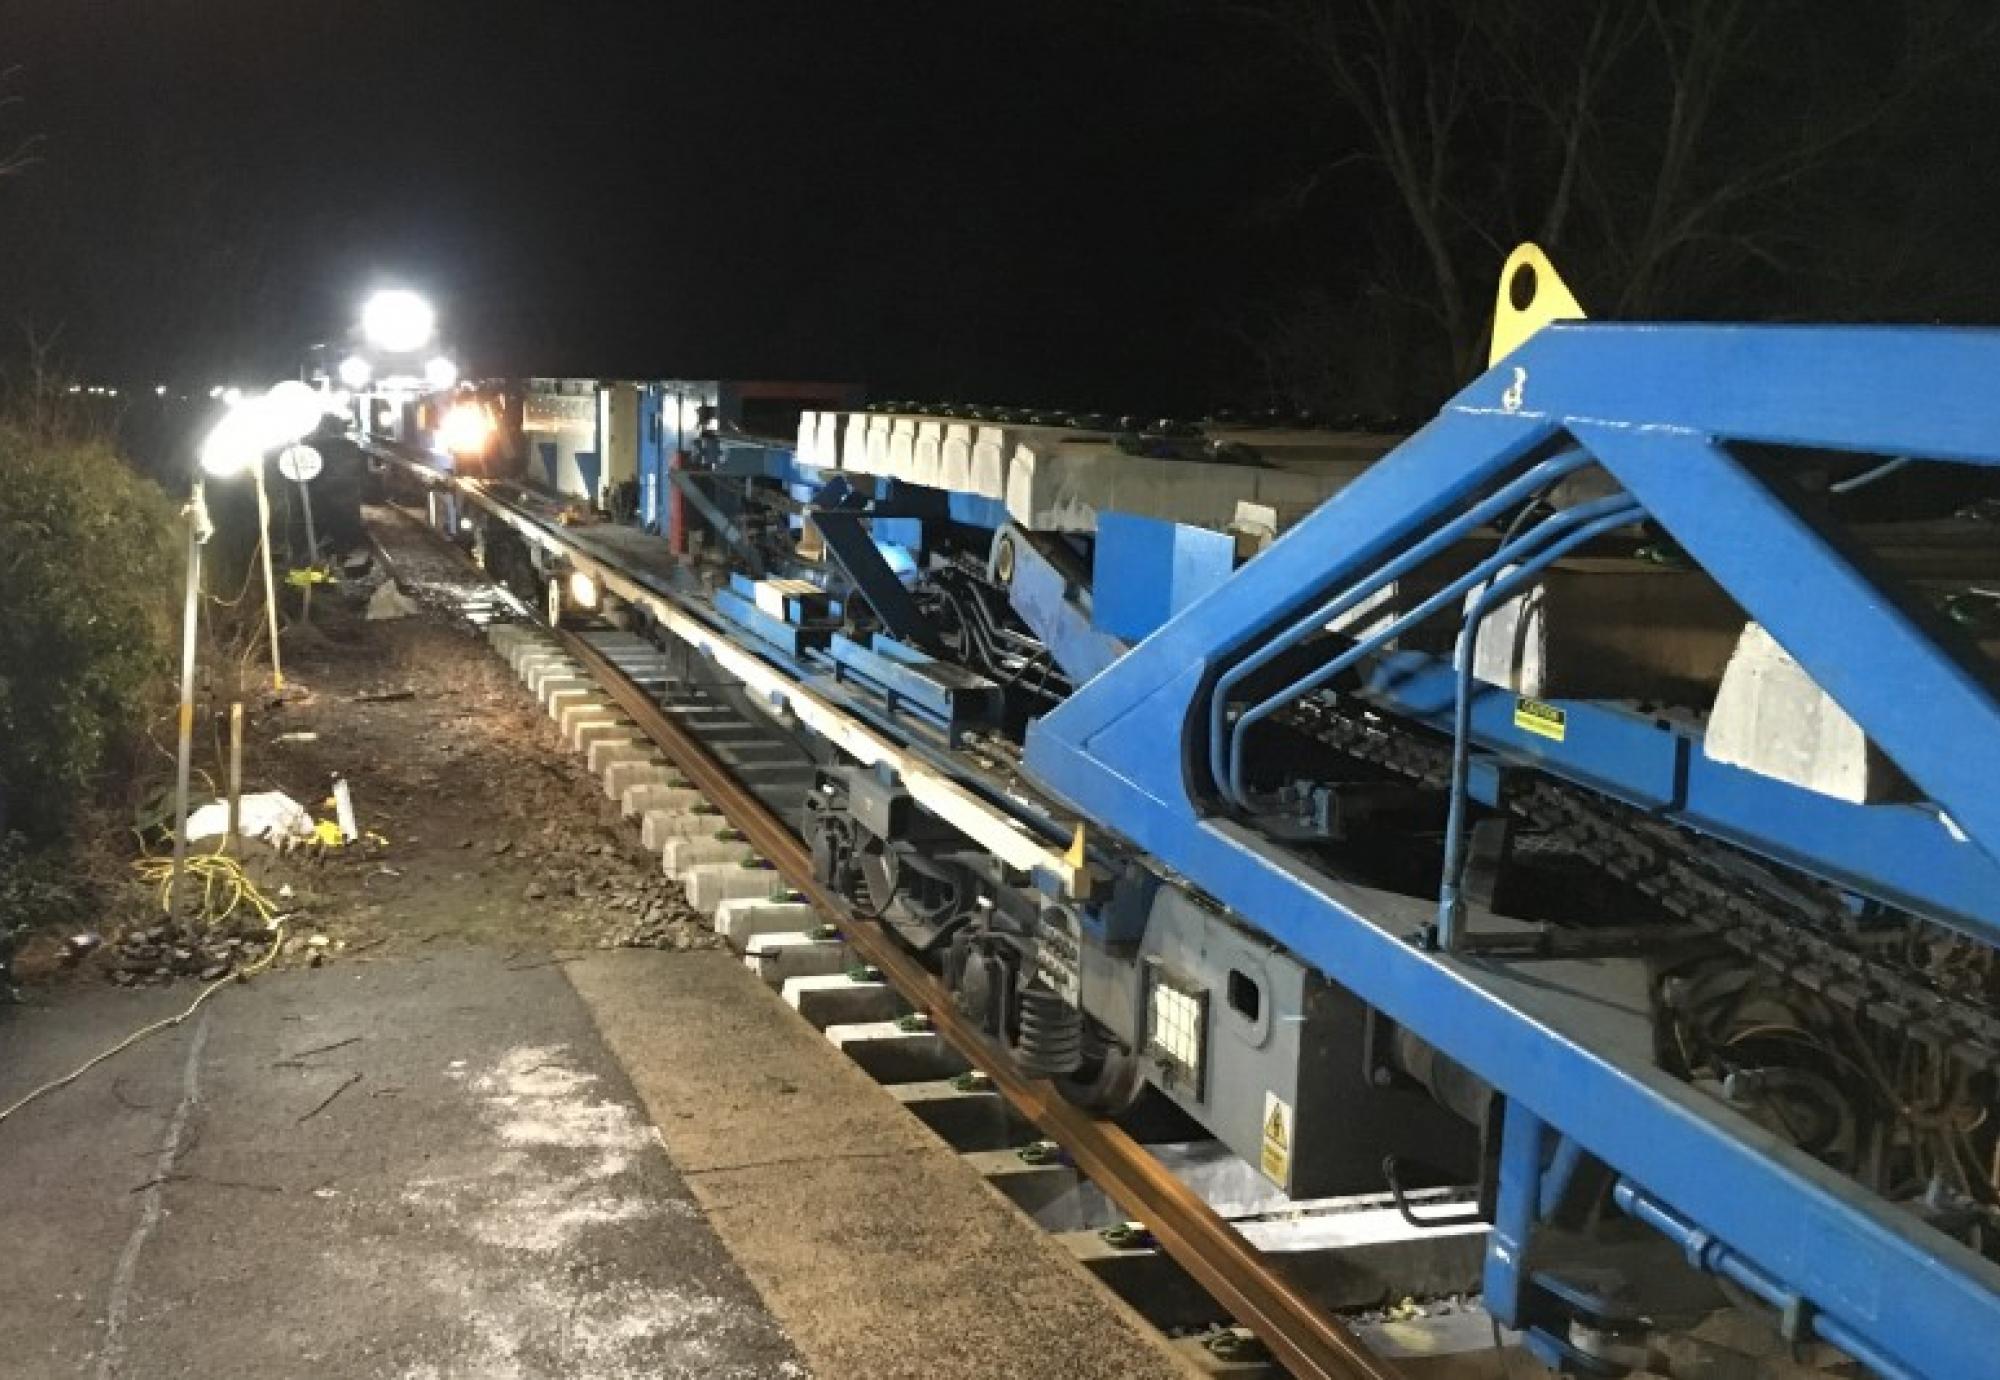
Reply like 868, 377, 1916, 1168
569, 949, 1195, 1380
0, 952, 801, 1380
0, 945, 1196, 1380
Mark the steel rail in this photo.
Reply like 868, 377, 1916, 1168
557, 627, 1404, 1380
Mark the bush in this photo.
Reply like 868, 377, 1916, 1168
0, 423, 180, 841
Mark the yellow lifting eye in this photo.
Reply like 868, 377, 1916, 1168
1489, 243, 1588, 366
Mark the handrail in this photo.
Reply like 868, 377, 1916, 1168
1434, 500, 1644, 947
1222, 488, 1636, 807
1204, 449, 1594, 802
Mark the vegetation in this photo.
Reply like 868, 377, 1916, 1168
0, 416, 179, 845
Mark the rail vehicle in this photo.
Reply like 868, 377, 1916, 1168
356, 375, 858, 516
361, 248, 2000, 1378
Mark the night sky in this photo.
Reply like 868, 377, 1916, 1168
6, 3, 2000, 417
0, 1, 1331, 411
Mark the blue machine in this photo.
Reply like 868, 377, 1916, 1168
415, 273, 2000, 1377
1025, 323, 2000, 1378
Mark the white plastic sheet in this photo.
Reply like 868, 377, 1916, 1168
186, 790, 316, 845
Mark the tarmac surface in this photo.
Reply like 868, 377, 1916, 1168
0, 951, 804, 1380
0, 943, 1198, 1380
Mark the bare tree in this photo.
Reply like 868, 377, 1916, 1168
0, 65, 42, 179
1232, 0, 1996, 408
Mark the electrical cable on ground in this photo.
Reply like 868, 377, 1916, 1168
0, 850, 288, 1128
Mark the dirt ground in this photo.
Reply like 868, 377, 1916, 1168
239, 608, 715, 957
14, 515, 713, 991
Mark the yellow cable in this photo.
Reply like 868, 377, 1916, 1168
133, 847, 277, 926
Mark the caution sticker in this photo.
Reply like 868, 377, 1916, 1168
1259, 1091, 1293, 1188
1513, 696, 1567, 742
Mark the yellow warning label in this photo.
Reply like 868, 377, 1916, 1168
1513, 696, 1567, 742
1259, 1091, 1293, 1187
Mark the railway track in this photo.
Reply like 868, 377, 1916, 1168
555, 626, 1407, 1380
363, 483, 1531, 1380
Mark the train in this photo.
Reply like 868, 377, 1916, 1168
351, 373, 857, 522
353, 247, 2000, 1378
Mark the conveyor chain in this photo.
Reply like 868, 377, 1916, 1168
1284, 700, 2000, 1077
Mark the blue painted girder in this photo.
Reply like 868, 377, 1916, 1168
1024, 324, 2000, 1377
999, 525, 1129, 686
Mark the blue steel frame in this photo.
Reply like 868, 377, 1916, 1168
1025, 324, 2000, 1378
995, 523, 1130, 686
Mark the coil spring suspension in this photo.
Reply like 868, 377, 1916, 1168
1015, 986, 1083, 1077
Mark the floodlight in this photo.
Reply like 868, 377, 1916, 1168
361, 289, 436, 353
265, 380, 323, 443
199, 403, 263, 478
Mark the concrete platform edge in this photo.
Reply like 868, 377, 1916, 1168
564, 949, 1198, 1380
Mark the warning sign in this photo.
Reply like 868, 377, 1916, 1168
1259, 1091, 1293, 1187
1513, 695, 1568, 742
